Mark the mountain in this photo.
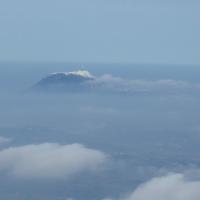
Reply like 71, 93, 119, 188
32, 70, 95, 92
32, 70, 189, 95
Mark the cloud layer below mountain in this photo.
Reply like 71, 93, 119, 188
104, 173, 200, 200
0, 143, 107, 179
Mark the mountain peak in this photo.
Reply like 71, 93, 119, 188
50, 70, 95, 79
32, 70, 95, 92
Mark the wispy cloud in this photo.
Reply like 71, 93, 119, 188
0, 136, 11, 144
90, 74, 197, 94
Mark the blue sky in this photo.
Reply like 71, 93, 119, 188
0, 0, 200, 64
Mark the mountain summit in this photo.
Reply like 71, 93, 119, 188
33, 70, 95, 92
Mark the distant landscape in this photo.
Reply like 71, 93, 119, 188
0, 62, 200, 199
0, 0, 199, 199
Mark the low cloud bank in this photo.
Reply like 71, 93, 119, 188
104, 173, 200, 200
0, 143, 107, 179
126, 173, 200, 200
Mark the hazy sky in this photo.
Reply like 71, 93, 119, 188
0, 0, 200, 64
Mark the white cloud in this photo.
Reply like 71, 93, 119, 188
0, 143, 107, 179
126, 173, 200, 200
51, 70, 95, 79
107, 173, 200, 200
0, 136, 11, 144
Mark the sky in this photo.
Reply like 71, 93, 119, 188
0, 0, 200, 64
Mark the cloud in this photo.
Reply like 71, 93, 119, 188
125, 173, 200, 200
0, 136, 11, 144
104, 173, 200, 200
0, 143, 107, 179
92, 74, 195, 94
51, 70, 95, 79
